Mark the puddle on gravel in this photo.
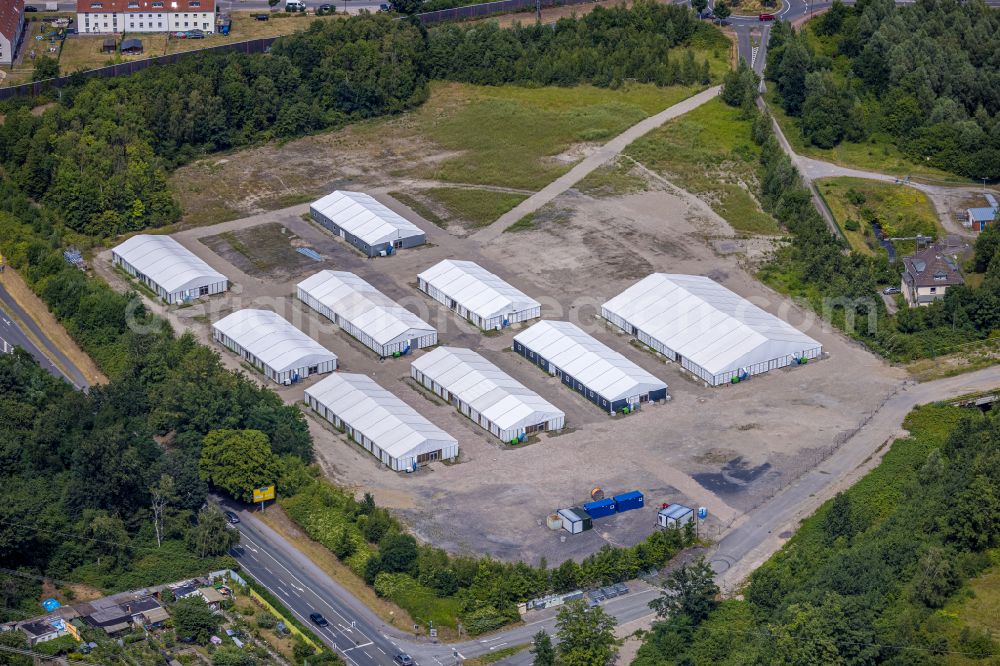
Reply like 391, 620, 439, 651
692, 456, 772, 495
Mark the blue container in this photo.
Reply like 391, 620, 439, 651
583, 498, 617, 519
613, 491, 644, 513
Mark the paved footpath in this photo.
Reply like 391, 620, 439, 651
473, 85, 722, 242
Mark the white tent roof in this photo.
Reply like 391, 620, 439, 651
298, 271, 435, 347
112, 235, 225, 294
305, 373, 456, 460
311, 191, 423, 247
602, 274, 822, 376
212, 309, 336, 373
513, 320, 666, 403
412, 347, 564, 432
418, 260, 540, 320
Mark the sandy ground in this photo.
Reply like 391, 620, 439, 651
95, 161, 905, 565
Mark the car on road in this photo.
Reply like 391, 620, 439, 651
759, 12, 775, 20
317, 3, 333, 13
224, 511, 240, 524
379, 3, 390, 10
393, 654, 415, 666
882, 286, 901, 295
309, 612, 329, 627
24, 5, 38, 11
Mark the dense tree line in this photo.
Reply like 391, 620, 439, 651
634, 405, 1000, 665
716, 68, 1000, 360
0, 4, 717, 239
766, 0, 1000, 178
0, 193, 314, 612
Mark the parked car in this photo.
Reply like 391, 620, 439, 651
255, 13, 269, 20
317, 3, 333, 13
309, 613, 329, 627
393, 654, 415, 666
882, 286, 901, 295
379, 3, 390, 10
224, 511, 240, 524
24, 5, 38, 11
172, 31, 188, 38
187, 29, 205, 38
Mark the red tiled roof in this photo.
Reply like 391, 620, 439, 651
77, 0, 211, 13
0, 0, 24, 41
902, 243, 965, 289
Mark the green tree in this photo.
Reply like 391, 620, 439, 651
0, 629, 33, 666
32, 56, 60, 82
713, 0, 731, 21
910, 546, 958, 608
721, 60, 758, 108
531, 629, 555, 666
692, 0, 708, 16
649, 558, 719, 624
150, 473, 176, 548
947, 475, 1000, 551
212, 645, 255, 666
172, 596, 220, 644
390, 0, 423, 13
186, 505, 240, 558
379, 533, 418, 574
771, 602, 845, 666
199, 429, 280, 502
823, 492, 859, 544
555, 601, 617, 666
333, 528, 356, 561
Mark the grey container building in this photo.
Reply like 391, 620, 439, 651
513, 320, 668, 414
310, 191, 425, 257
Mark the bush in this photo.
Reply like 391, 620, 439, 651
844, 219, 860, 231
256, 611, 277, 629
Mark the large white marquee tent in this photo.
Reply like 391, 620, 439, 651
111, 234, 227, 304
417, 259, 541, 330
212, 309, 337, 385
513, 320, 668, 414
601, 274, 822, 386
310, 191, 425, 257
411, 347, 565, 442
297, 270, 436, 357
305, 373, 458, 471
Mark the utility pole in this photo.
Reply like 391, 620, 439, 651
536, 0, 541, 22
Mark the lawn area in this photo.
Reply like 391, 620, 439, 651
164, 11, 338, 54
575, 158, 650, 198
624, 97, 781, 235
406, 80, 717, 191
728, 0, 783, 16
767, 91, 971, 185
59, 33, 167, 74
389, 187, 527, 230
947, 555, 1000, 645
816, 176, 943, 257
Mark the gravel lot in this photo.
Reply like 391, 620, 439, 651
96, 175, 905, 564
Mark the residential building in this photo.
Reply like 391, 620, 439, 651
76, 0, 215, 35
901, 243, 965, 306
0, 0, 25, 66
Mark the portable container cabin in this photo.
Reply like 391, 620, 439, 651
558, 507, 593, 534
583, 498, 617, 519
613, 491, 644, 512
657, 504, 694, 529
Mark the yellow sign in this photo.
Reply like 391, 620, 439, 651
253, 485, 275, 502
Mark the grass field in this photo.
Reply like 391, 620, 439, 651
406, 81, 717, 191
575, 158, 650, 198
728, 0, 783, 16
766, 92, 971, 185
816, 176, 942, 257
390, 187, 527, 230
624, 97, 781, 235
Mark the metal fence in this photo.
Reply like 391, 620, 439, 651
412, 0, 598, 24
0, 36, 278, 101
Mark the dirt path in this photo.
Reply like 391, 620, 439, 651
473, 85, 722, 241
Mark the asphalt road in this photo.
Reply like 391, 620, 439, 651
48, 0, 387, 12
0, 282, 88, 389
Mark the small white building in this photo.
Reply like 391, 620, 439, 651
297, 270, 437, 357
76, 0, 215, 34
212, 309, 337, 385
305, 373, 458, 471
111, 234, 228, 304
417, 259, 541, 330
411, 347, 565, 442
602, 274, 822, 386
513, 320, 668, 414
310, 191, 425, 257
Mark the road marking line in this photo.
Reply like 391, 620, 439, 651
363, 651, 372, 659
489, 643, 508, 651
480, 636, 507, 643
456, 652, 465, 659
377, 647, 386, 654
277, 586, 289, 597
263, 566, 273, 574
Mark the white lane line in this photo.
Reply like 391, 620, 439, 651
263, 566, 273, 574
238, 567, 355, 665
456, 652, 465, 659
480, 636, 507, 643
377, 647, 386, 655
363, 651, 372, 659
241, 533, 374, 644
489, 643, 509, 651
293, 589, 302, 597
277, 586, 290, 597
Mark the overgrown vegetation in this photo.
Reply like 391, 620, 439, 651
635, 404, 1000, 664
715, 60, 1000, 361
766, 0, 1000, 180
281, 478, 695, 635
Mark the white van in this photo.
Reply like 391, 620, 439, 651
285, 0, 306, 10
